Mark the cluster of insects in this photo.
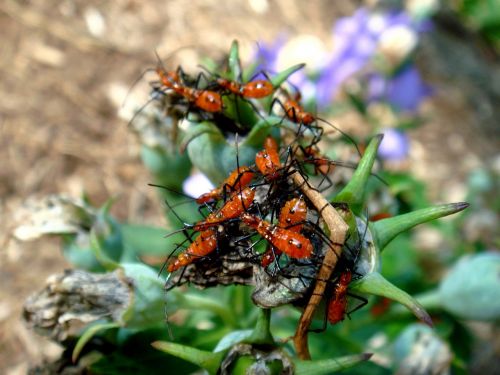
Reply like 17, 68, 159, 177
136, 44, 373, 329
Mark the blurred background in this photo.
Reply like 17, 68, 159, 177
0, 0, 498, 373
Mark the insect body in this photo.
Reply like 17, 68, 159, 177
193, 187, 255, 231
241, 212, 313, 259
216, 78, 274, 99
167, 228, 218, 272
196, 166, 254, 204
261, 197, 307, 267
282, 94, 315, 125
327, 271, 352, 324
255, 136, 282, 180
156, 67, 223, 113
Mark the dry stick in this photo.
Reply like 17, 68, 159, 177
291, 170, 349, 360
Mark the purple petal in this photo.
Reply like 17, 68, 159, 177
378, 128, 410, 161
385, 66, 433, 112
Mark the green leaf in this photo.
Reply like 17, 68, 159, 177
72, 322, 120, 362
221, 94, 257, 127
183, 121, 258, 184
295, 353, 373, 375
350, 272, 433, 326
213, 330, 253, 352
270, 63, 306, 88
262, 64, 306, 111
152, 341, 226, 375
242, 116, 283, 148
372, 202, 469, 251
90, 224, 121, 271
228, 40, 242, 81
121, 224, 171, 256
333, 135, 383, 213
175, 292, 236, 327
140, 145, 191, 190
120, 263, 166, 328
439, 252, 500, 321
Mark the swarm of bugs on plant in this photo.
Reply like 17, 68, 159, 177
130, 42, 382, 344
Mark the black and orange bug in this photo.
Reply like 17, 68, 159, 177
215, 76, 275, 99
196, 166, 255, 204
193, 187, 255, 231
261, 197, 308, 267
156, 65, 224, 113
240, 212, 313, 260
167, 187, 256, 272
254, 135, 284, 181
167, 228, 218, 272
326, 270, 353, 324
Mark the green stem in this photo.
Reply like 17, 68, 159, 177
244, 309, 275, 346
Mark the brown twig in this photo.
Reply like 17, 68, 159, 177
291, 170, 349, 360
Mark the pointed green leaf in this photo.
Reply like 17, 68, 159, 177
373, 202, 469, 251
242, 116, 282, 148
350, 272, 433, 326
228, 40, 242, 80
152, 341, 226, 375
333, 135, 383, 213
270, 63, 306, 88
295, 353, 373, 375
72, 322, 120, 362
90, 223, 120, 271
262, 64, 306, 111
221, 94, 257, 127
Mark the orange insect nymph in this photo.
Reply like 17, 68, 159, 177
196, 166, 254, 204
168, 228, 218, 272
241, 213, 313, 259
327, 271, 352, 324
194, 187, 255, 231
261, 197, 308, 267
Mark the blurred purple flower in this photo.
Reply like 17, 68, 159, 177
368, 66, 433, 112
316, 8, 430, 108
378, 128, 410, 161
254, 8, 432, 110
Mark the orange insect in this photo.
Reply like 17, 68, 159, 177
241, 212, 313, 259
301, 146, 332, 175
327, 271, 352, 324
168, 187, 255, 272
193, 187, 255, 231
281, 91, 315, 125
167, 228, 218, 272
196, 166, 254, 204
156, 66, 223, 113
261, 197, 307, 267
255, 136, 282, 180
216, 77, 274, 99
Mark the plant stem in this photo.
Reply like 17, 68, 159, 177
291, 170, 349, 360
